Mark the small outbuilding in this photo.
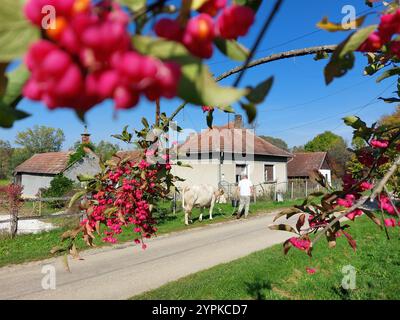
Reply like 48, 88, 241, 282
287, 152, 332, 185
13, 131, 101, 198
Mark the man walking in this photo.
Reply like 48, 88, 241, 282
237, 174, 253, 219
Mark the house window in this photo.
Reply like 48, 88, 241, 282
235, 164, 247, 183
264, 164, 275, 182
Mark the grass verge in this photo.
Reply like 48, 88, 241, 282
133, 217, 400, 300
0, 199, 302, 268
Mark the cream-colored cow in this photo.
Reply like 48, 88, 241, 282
182, 184, 224, 226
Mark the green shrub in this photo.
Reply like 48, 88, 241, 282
43, 175, 74, 208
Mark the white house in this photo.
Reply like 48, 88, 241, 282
114, 116, 293, 197
171, 115, 293, 194
14, 131, 101, 198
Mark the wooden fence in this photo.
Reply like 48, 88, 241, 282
0, 196, 84, 238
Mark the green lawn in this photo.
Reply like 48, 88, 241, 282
0, 199, 302, 268
0, 179, 9, 186
133, 217, 400, 300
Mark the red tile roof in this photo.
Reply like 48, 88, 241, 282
113, 150, 143, 162
14, 152, 71, 175
178, 125, 292, 157
287, 152, 328, 177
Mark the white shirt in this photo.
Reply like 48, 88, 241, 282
238, 178, 253, 196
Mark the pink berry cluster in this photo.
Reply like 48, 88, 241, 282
23, 0, 181, 111
288, 237, 311, 251
80, 157, 173, 248
154, 1, 255, 59
335, 133, 399, 222
384, 217, 400, 227
358, 9, 400, 57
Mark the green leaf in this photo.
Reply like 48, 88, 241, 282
268, 224, 298, 234
0, 63, 7, 96
273, 208, 303, 222
68, 190, 87, 208
0, 0, 40, 62
214, 38, 249, 61
0, 63, 31, 128
50, 246, 67, 254
343, 115, 367, 129
283, 238, 292, 255
246, 76, 274, 104
141, 117, 149, 128
378, 97, 400, 103
3, 63, 29, 106
339, 25, 377, 58
0, 101, 29, 128
77, 174, 95, 182
324, 51, 355, 85
324, 25, 376, 84
132, 36, 247, 109
118, 0, 146, 12
376, 67, 400, 83
240, 102, 257, 123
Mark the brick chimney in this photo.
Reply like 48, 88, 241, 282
81, 125, 91, 144
234, 114, 243, 129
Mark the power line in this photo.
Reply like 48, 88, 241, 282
330, 80, 396, 131
265, 78, 373, 112
209, 2, 383, 67
267, 81, 395, 135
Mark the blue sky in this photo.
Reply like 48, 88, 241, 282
1, 0, 397, 149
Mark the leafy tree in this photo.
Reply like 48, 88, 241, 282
9, 148, 31, 173
351, 137, 367, 150
96, 140, 121, 161
327, 139, 352, 177
379, 106, 400, 127
0, 140, 12, 179
291, 145, 305, 153
259, 135, 289, 151
70, 140, 120, 162
15, 125, 65, 154
304, 131, 345, 152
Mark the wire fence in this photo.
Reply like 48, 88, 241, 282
219, 179, 341, 203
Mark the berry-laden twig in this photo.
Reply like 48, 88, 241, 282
311, 155, 400, 246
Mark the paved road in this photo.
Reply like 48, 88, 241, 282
0, 211, 294, 300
